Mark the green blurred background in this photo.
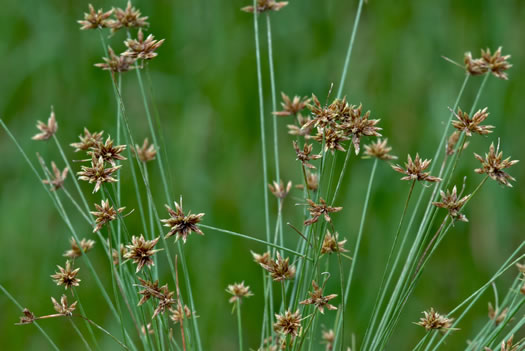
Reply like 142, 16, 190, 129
1, 0, 523, 349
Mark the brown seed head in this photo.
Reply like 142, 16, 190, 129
123, 29, 165, 60
296, 170, 319, 192
415, 308, 455, 333
226, 281, 253, 303
269, 180, 292, 199
51, 260, 80, 290
481, 47, 512, 80
169, 302, 194, 324
304, 94, 338, 130
259, 252, 296, 282
152, 285, 176, 319
452, 107, 494, 136
241, 0, 288, 13
312, 127, 350, 154
16, 308, 36, 325
124, 235, 162, 273
446, 131, 469, 156
392, 154, 441, 183
464, 52, 489, 76
432, 186, 471, 222
32, 108, 57, 141
51, 295, 78, 316
108, 1, 149, 32
63, 237, 95, 259
91, 199, 125, 232
136, 278, 163, 306
299, 280, 338, 314
339, 104, 382, 154
293, 141, 321, 169
161, 199, 205, 243
474, 142, 518, 187
77, 156, 121, 193
252, 251, 272, 266
274, 309, 302, 337
288, 113, 314, 137
321, 230, 348, 255
363, 138, 397, 161
274, 92, 311, 117
78, 4, 113, 30
95, 47, 137, 73
71, 128, 104, 152
133, 138, 157, 162
304, 198, 342, 226
89, 136, 127, 166
42, 161, 68, 191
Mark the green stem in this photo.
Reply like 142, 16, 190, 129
237, 300, 243, 351
69, 318, 92, 351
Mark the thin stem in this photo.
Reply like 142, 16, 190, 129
266, 13, 280, 183
69, 318, 92, 351
76, 315, 129, 350
236, 300, 243, 351
412, 215, 449, 281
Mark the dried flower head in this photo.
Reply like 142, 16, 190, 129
304, 198, 342, 226
42, 161, 68, 191
91, 199, 125, 232
123, 29, 165, 60
133, 138, 157, 162
488, 303, 508, 326
293, 141, 322, 169
78, 156, 121, 193
152, 285, 176, 319
78, 4, 113, 30
312, 127, 349, 154
392, 154, 441, 183
432, 186, 471, 222
274, 309, 302, 337
269, 180, 292, 199
415, 308, 455, 332
484, 335, 520, 351
464, 52, 489, 76
16, 308, 36, 325
252, 251, 271, 266
71, 128, 104, 152
363, 138, 397, 161
288, 113, 314, 137
51, 260, 80, 290
259, 252, 296, 281
89, 136, 127, 166
161, 199, 205, 243
322, 329, 335, 351
63, 237, 95, 259
136, 278, 163, 306
124, 235, 162, 273
304, 94, 337, 130
32, 108, 57, 141
474, 142, 518, 187
241, 0, 288, 13
446, 131, 469, 156
274, 92, 311, 117
452, 107, 494, 136
226, 282, 253, 303
340, 104, 382, 154
321, 230, 348, 255
109, 1, 149, 32
170, 302, 194, 324
481, 47, 512, 80
299, 280, 338, 314
296, 170, 319, 192
95, 47, 136, 73
51, 295, 78, 316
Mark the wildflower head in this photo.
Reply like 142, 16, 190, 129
392, 154, 441, 183
63, 237, 95, 259
339, 104, 382, 154
446, 131, 470, 156
432, 186, 471, 222
78, 4, 113, 30
293, 141, 321, 169
91, 199, 125, 233
51, 260, 80, 290
304, 198, 342, 226
70, 128, 104, 152
161, 199, 205, 243
296, 170, 319, 192
77, 156, 121, 193
32, 108, 57, 141
133, 138, 157, 162
415, 308, 455, 333
42, 161, 68, 191
312, 127, 350, 154
363, 138, 397, 161
241, 0, 289, 13
88, 136, 127, 166
109, 1, 149, 32
274, 92, 311, 117
95, 47, 136, 73
274, 309, 302, 338
16, 309, 36, 325
269, 180, 292, 200
258, 252, 296, 282
251, 251, 271, 266
321, 230, 348, 255
51, 295, 78, 316
226, 282, 253, 304
464, 52, 489, 76
451, 107, 494, 137
481, 47, 512, 80
474, 142, 518, 187
123, 29, 165, 61
124, 235, 162, 273
170, 302, 194, 324
299, 280, 338, 314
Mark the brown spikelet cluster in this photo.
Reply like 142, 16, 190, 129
78, 156, 121, 193
226, 282, 253, 304
70, 128, 104, 152
32, 108, 57, 141
170, 302, 195, 324
321, 230, 348, 255
51, 260, 81, 290
296, 170, 319, 192
91, 199, 125, 232
161, 199, 205, 243
88, 136, 127, 166
446, 131, 469, 156
392, 154, 441, 183
299, 280, 338, 314
274, 93, 311, 118
124, 235, 162, 273
305, 198, 342, 226
136, 278, 176, 319
241, 0, 289, 13
133, 138, 157, 162
63, 237, 95, 259
481, 47, 512, 80
51, 295, 78, 316
464, 52, 489, 76
363, 138, 397, 161
78, 4, 113, 30
452, 107, 494, 136
16, 309, 36, 325
123, 29, 165, 61
95, 47, 137, 73
256, 252, 295, 281
415, 308, 455, 333
432, 186, 471, 222
269, 180, 292, 199
42, 161, 68, 191
108, 1, 149, 32
474, 142, 519, 187
274, 309, 302, 337
293, 141, 321, 169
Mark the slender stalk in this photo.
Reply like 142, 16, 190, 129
76, 315, 129, 350
236, 300, 243, 351
69, 319, 92, 351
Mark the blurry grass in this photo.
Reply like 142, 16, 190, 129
1, 0, 524, 349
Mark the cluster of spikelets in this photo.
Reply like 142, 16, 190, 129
10, 1, 524, 350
